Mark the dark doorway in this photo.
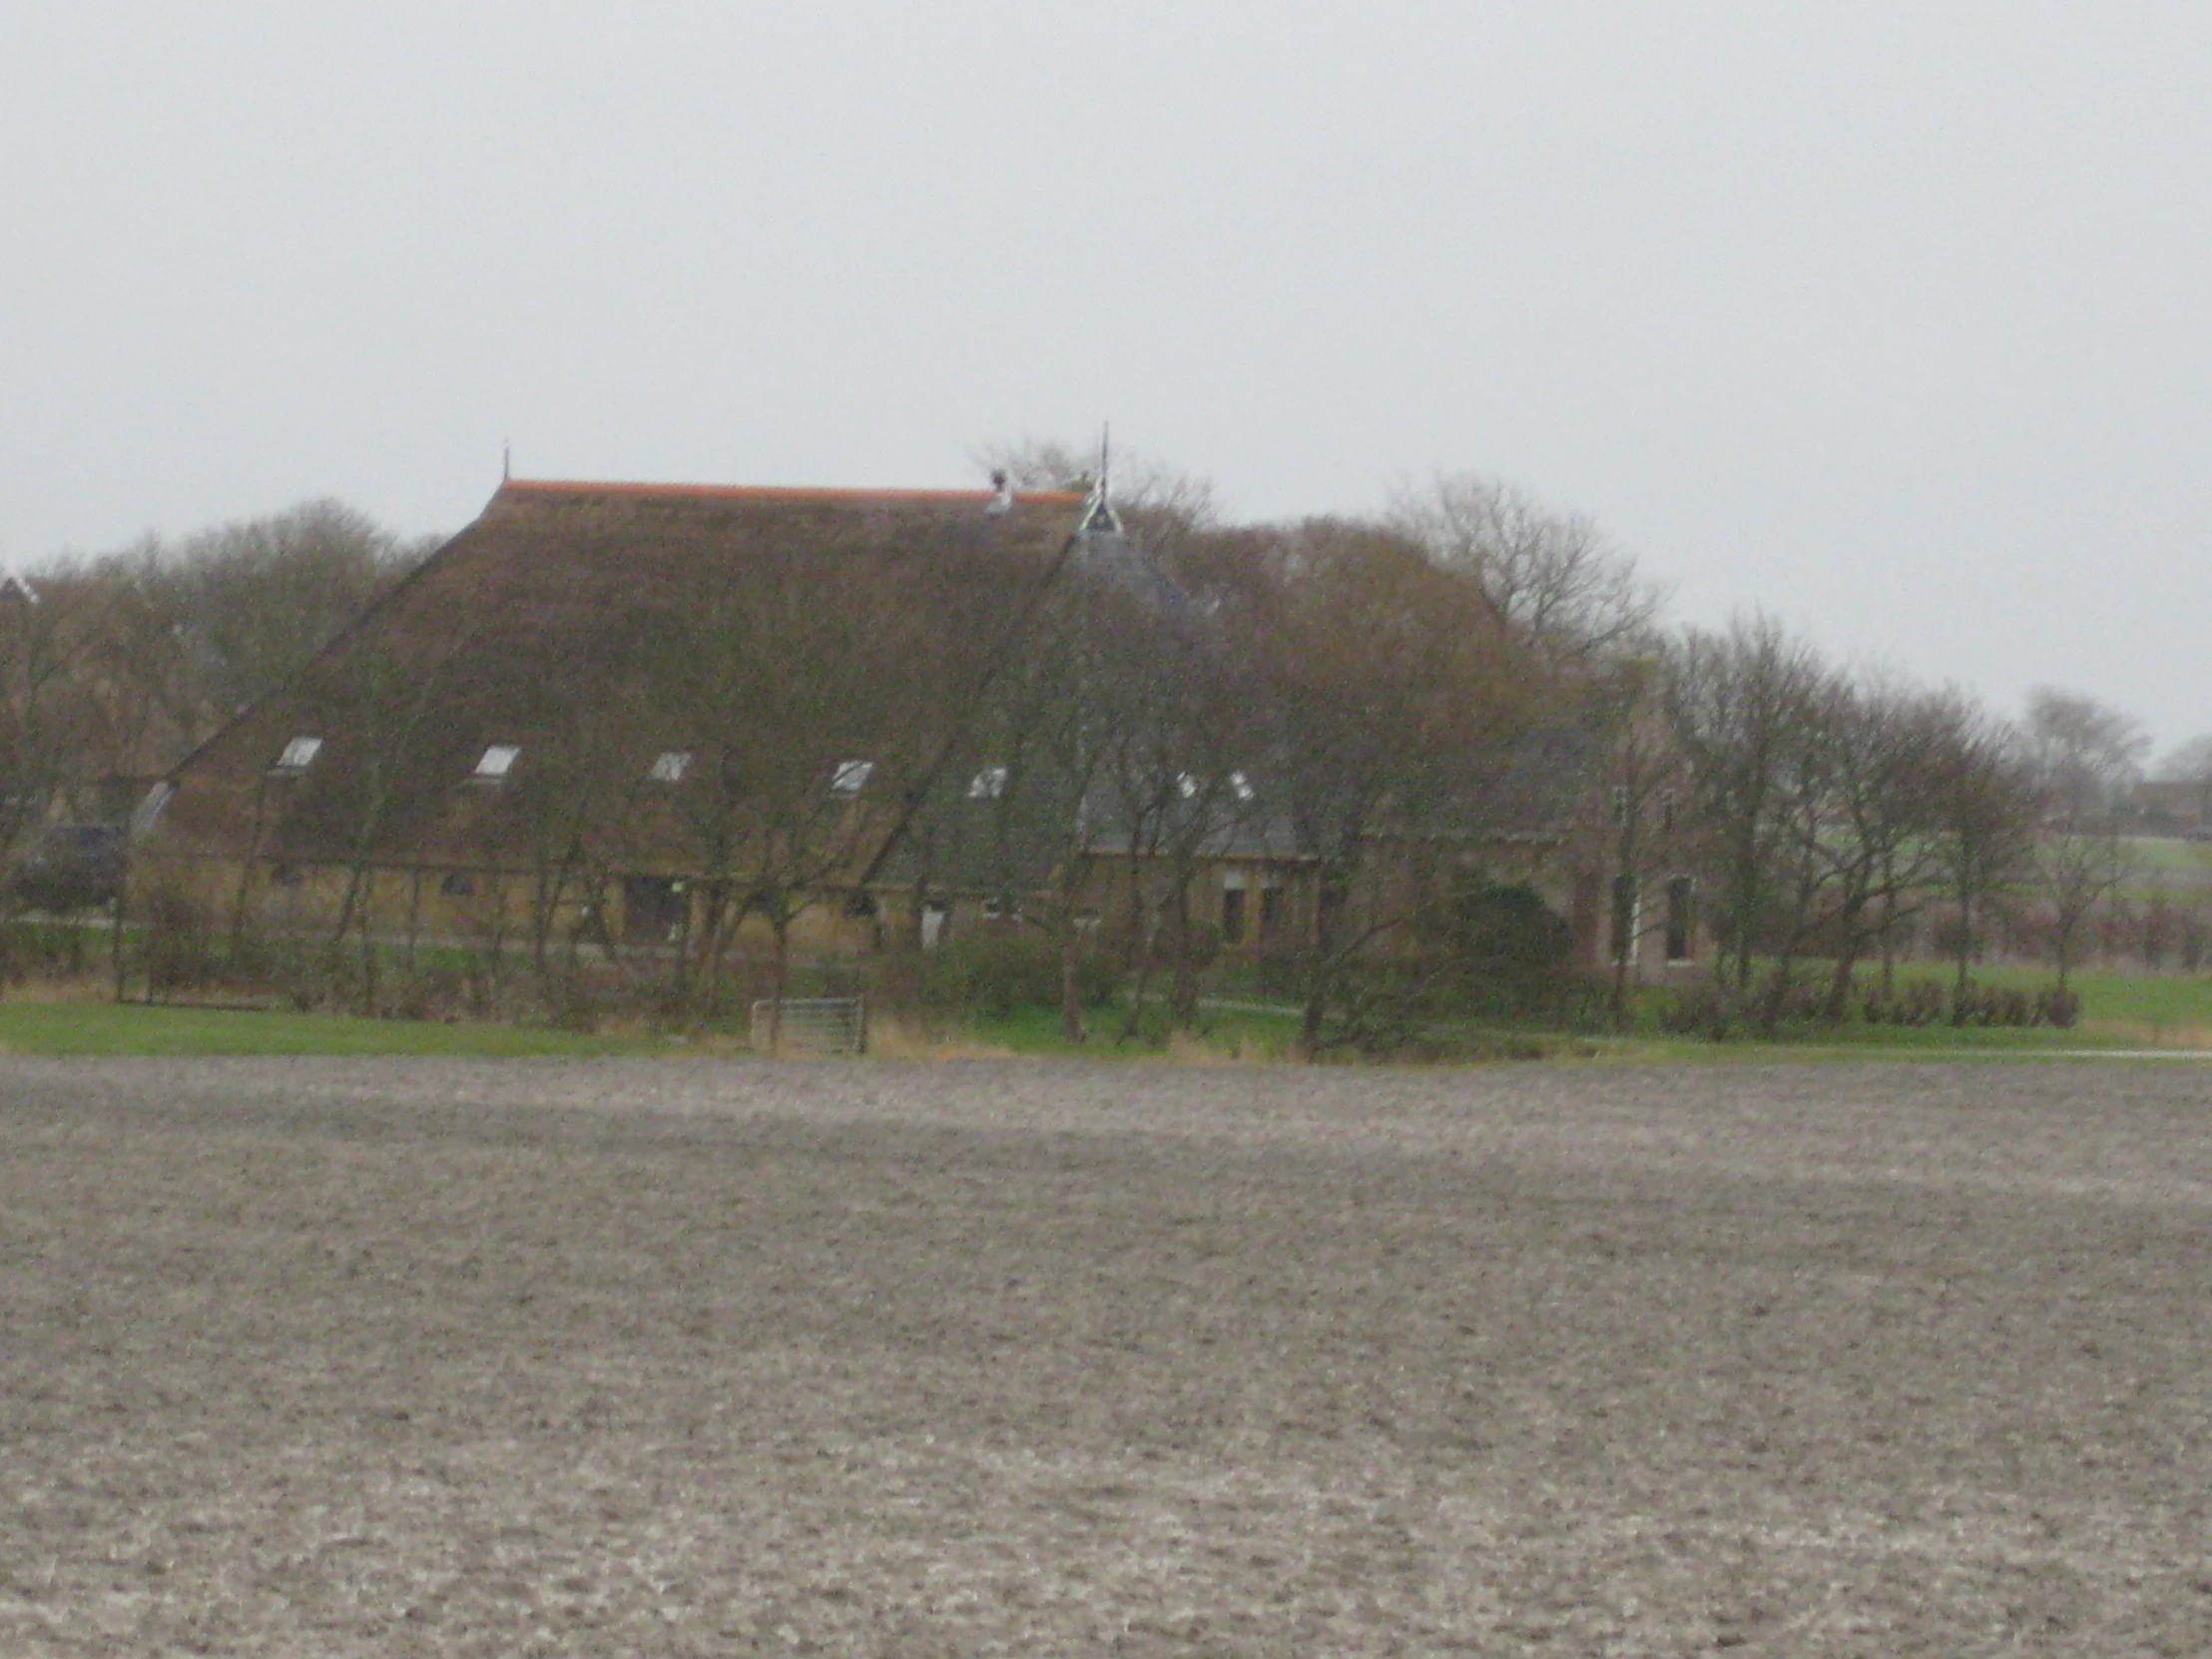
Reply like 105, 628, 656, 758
623, 876, 686, 946
1609, 873, 1638, 962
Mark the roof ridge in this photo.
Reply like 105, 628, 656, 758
502, 478, 1087, 506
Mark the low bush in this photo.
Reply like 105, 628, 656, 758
1937, 979, 2076, 1028
1860, 979, 1947, 1026
1667, 971, 2083, 1039
1946, 980, 2032, 1027
2036, 986, 2082, 1028
1657, 982, 1736, 1038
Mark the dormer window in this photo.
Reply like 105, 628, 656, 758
967, 765, 1008, 800
271, 736, 323, 776
472, 744, 522, 783
649, 750, 693, 784
830, 760, 874, 797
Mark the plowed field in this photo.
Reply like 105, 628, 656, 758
3, 1057, 2209, 1655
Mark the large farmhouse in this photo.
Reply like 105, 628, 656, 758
142, 477, 1084, 958
139, 473, 1705, 986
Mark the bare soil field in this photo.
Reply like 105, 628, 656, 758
3, 1057, 2210, 1656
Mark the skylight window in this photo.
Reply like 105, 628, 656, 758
271, 736, 323, 776
830, 760, 874, 797
967, 765, 1008, 800
473, 744, 522, 782
649, 750, 693, 784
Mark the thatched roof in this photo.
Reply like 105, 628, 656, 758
153, 478, 1087, 877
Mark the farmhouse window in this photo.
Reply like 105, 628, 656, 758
472, 744, 521, 783
968, 765, 1008, 800
830, 760, 874, 797
649, 750, 693, 783
271, 735, 323, 776
1221, 886, 1247, 944
1665, 875, 1695, 962
1259, 884, 1286, 939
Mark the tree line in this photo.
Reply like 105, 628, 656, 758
0, 500, 432, 865
0, 458, 2202, 1039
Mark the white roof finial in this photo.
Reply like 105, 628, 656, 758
1081, 420, 1123, 535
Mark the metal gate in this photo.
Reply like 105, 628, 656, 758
748, 995, 867, 1055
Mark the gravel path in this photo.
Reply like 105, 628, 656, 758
2, 1057, 2209, 1655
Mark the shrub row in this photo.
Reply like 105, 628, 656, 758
1662, 974, 2080, 1038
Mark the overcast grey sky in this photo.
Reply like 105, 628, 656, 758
6, 4, 2208, 748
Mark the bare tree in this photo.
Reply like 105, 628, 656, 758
1928, 711, 2040, 997
651, 559, 917, 1031
0, 580, 111, 947
1664, 615, 1825, 993
647, 516, 1052, 1043
312, 628, 478, 1006
1390, 473, 1664, 666
131, 501, 433, 733
1233, 518, 1537, 1053
14, 501, 439, 804
496, 684, 653, 988
941, 572, 1138, 1042
1787, 672, 1963, 1012
1580, 662, 1692, 1026
1100, 652, 1264, 1041
2026, 688, 2147, 988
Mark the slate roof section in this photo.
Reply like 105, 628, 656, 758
886, 718, 1606, 901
